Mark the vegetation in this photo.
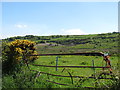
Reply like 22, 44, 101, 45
3, 32, 119, 55
2, 56, 119, 89
32, 56, 119, 88
1, 32, 119, 89
2, 39, 38, 74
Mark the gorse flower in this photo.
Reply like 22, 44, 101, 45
4, 39, 38, 64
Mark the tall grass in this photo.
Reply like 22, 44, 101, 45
2, 65, 58, 89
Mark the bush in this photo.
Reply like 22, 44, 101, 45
2, 39, 38, 74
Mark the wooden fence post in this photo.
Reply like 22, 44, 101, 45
92, 60, 96, 76
56, 56, 59, 71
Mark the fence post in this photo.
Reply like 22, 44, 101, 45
92, 60, 96, 76
56, 56, 59, 71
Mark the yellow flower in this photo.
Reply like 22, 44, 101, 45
15, 48, 23, 54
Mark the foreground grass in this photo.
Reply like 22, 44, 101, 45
28, 56, 119, 88
2, 55, 119, 88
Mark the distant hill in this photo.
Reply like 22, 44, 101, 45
2, 32, 119, 55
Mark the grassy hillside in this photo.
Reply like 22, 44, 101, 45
2, 32, 119, 89
2, 32, 119, 55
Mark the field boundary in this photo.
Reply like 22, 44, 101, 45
26, 52, 115, 88
31, 69, 113, 79
31, 64, 110, 68
29, 52, 104, 56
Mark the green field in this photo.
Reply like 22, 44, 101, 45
28, 55, 119, 88
2, 32, 119, 88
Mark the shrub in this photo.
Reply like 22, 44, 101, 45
2, 39, 38, 74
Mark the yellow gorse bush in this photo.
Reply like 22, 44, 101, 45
5, 39, 38, 64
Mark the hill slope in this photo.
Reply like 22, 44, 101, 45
2, 32, 119, 55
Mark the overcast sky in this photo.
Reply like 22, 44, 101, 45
2, 2, 118, 39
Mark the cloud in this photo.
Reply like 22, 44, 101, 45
15, 24, 28, 28
61, 29, 87, 35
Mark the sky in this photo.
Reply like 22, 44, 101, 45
1, 2, 118, 39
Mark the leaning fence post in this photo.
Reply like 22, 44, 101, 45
56, 56, 59, 71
